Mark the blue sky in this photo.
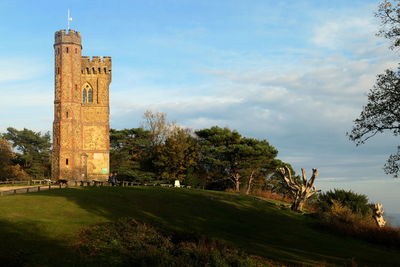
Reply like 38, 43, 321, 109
0, 0, 399, 216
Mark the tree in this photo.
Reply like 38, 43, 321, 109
195, 127, 279, 192
348, 68, 400, 176
348, 0, 400, 177
376, 0, 400, 49
142, 110, 198, 182
0, 138, 13, 171
142, 110, 176, 147
231, 138, 278, 195
2, 127, 51, 178
0, 138, 28, 180
154, 128, 199, 182
109, 128, 156, 182
278, 166, 319, 211
264, 160, 300, 195
110, 112, 198, 183
195, 127, 244, 191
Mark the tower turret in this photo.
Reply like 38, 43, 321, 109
52, 29, 111, 181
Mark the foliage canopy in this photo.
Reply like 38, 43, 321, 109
1, 127, 51, 178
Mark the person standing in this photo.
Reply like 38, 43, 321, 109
114, 173, 119, 186
108, 173, 115, 186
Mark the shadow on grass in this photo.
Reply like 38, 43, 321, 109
2, 186, 400, 266
0, 219, 77, 266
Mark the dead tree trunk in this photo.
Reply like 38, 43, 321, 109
278, 166, 319, 212
372, 203, 386, 228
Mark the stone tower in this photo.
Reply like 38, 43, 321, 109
52, 29, 111, 181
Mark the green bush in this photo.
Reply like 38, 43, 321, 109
75, 218, 271, 267
75, 218, 174, 266
318, 189, 372, 216
319, 200, 400, 248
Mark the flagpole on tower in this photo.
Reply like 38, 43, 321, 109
67, 9, 73, 31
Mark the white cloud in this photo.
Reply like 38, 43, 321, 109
0, 58, 47, 83
183, 117, 231, 130
0, 81, 52, 108
311, 17, 377, 49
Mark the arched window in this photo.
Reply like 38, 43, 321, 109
82, 83, 93, 103
88, 88, 93, 103
82, 89, 87, 103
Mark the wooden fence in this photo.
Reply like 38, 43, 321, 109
0, 180, 50, 186
0, 180, 191, 196
0, 184, 65, 196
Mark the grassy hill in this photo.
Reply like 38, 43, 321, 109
0, 186, 399, 266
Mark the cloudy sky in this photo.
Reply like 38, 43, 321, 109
0, 0, 399, 215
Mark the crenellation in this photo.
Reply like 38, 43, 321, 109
81, 56, 112, 64
54, 29, 82, 47
81, 56, 112, 75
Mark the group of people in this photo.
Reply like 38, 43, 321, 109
108, 173, 119, 186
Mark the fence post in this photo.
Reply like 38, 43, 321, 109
13, 189, 17, 195
59, 184, 61, 189
49, 185, 51, 190
26, 188, 29, 193
38, 186, 41, 192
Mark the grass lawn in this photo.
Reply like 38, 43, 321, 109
0, 186, 398, 266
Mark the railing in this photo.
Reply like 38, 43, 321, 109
0, 180, 192, 196
0, 184, 65, 196
0, 180, 30, 185
71, 180, 191, 188
0, 180, 51, 186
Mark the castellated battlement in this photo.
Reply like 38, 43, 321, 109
54, 29, 82, 46
81, 56, 112, 75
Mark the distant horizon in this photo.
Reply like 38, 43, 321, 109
0, 0, 398, 213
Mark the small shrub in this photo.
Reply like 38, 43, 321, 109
75, 218, 174, 266
318, 189, 372, 216
319, 200, 400, 247
75, 217, 272, 266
